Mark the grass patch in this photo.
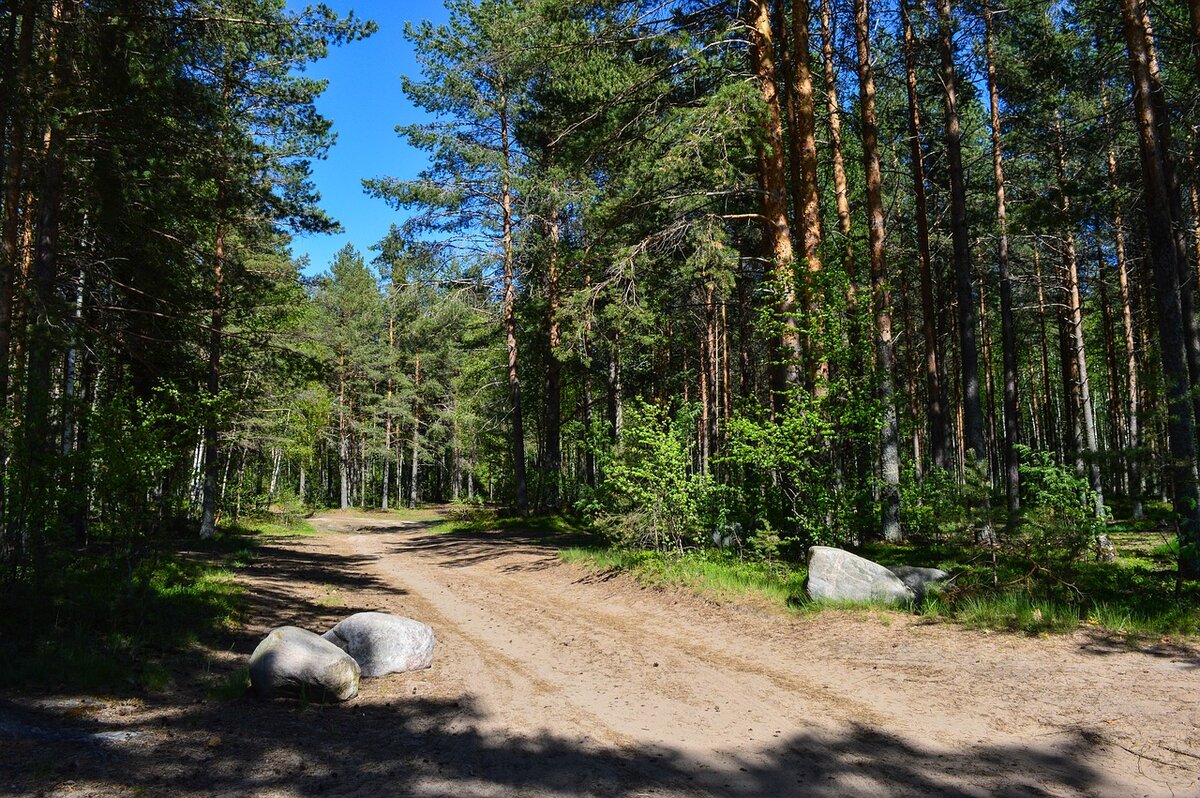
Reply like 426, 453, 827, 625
922, 592, 1080, 634
0, 552, 244, 692
560, 547, 807, 609
231, 513, 318, 538
206, 667, 250, 701
860, 531, 1200, 638
0, 511, 312, 693
560, 528, 1200, 639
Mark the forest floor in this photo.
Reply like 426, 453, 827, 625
2, 509, 1199, 797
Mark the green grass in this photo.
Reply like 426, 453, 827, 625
556, 524, 1200, 639
232, 513, 318, 538
0, 511, 312, 693
922, 592, 1081, 634
560, 547, 808, 608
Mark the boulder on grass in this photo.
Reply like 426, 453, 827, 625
249, 626, 360, 701
322, 612, 435, 678
886, 565, 950, 600
806, 546, 915, 605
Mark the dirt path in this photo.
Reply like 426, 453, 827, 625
3, 512, 1199, 797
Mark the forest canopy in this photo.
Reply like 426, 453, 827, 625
3, 0, 1200, 610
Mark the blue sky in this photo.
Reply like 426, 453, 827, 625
286, 0, 450, 275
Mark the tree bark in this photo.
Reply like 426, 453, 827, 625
544, 211, 562, 509
1033, 249, 1058, 457
936, 0, 992, 541
410, 354, 421, 509
818, 0, 852, 263
983, 0, 1019, 519
748, 0, 802, 407
853, 0, 901, 542
498, 87, 528, 515
1053, 114, 1105, 516
0, 0, 35, 560
787, 0, 826, 387
901, 0, 946, 473
20, 0, 70, 560
1120, 0, 1200, 577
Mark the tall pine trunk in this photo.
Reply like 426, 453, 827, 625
786, 0, 826, 387
1054, 114, 1104, 517
498, 87, 528, 515
748, 0, 802, 406
1103, 90, 1143, 518
544, 211, 562, 509
854, 0, 901, 542
1120, 0, 1200, 577
901, 0, 946, 473
983, 0, 1019, 519
936, 0, 992, 541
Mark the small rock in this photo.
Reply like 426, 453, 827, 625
249, 626, 360, 701
322, 612, 435, 678
886, 565, 951, 600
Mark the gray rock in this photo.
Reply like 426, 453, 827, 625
806, 546, 915, 605
886, 565, 950, 600
322, 612, 435, 678
249, 626, 360, 701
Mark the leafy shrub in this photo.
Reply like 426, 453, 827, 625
1011, 446, 1105, 590
722, 391, 869, 549
586, 399, 710, 552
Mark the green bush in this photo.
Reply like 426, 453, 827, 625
584, 399, 711, 552
1011, 446, 1105, 588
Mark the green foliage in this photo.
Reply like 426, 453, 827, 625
722, 392, 868, 550
559, 546, 807, 608
583, 399, 711, 552
1012, 446, 1105, 584
900, 464, 968, 540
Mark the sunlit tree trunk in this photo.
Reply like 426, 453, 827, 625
410, 354, 421, 509
786, 0, 826, 387
544, 211, 562, 508
1053, 114, 1104, 516
498, 86, 528, 515
748, 0, 802, 407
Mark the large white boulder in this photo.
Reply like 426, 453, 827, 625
806, 546, 915, 605
322, 612, 435, 678
249, 626, 360, 701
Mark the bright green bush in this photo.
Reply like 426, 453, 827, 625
584, 399, 711, 552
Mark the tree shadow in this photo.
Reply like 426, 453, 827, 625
0, 690, 1144, 797
1073, 629, 1200, 668
384, 522, 597, 571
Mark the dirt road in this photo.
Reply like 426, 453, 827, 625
4, 512, 1199, 797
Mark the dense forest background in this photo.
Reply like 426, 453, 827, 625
3, 0, 1200, 611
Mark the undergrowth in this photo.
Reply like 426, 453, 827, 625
557, 526, 1200, 639
0, 511, 314, 693
560, 547, 807, 607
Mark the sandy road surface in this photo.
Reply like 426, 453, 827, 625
3, 512, 1199, 797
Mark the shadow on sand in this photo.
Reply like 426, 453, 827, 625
0, 689, 1135, 797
